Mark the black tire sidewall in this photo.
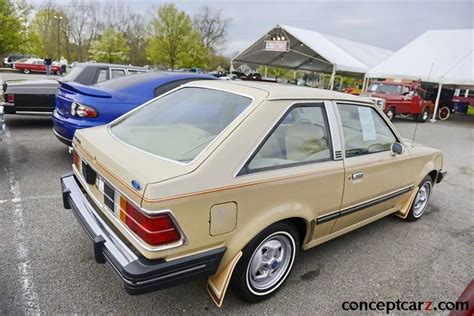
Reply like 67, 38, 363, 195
406, 176, 433, 221
231, 221, 299, 303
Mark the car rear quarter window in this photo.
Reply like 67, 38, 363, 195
246, 103, 332, 173
96, 69, 108, 83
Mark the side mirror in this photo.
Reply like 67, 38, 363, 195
391, 142, 404, 156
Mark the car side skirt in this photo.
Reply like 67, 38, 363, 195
316, 186, 414, 224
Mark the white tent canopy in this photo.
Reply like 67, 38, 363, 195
232, 25, 394, 79
367, 29, 474, 86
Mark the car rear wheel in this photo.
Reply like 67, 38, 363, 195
438, 106, 450, 121
23, 69, 30, 74
406, 176, 433, 221
414, 108, 429, 122
386, 107, 396, 121
231, 222, 299, 303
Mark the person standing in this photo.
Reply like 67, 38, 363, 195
59, 56, 68, 74
44, 57, 52, 76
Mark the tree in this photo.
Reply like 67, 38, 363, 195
147, 3, 207, 69
208, 53, 230, 71
0, 0, 29, 55
89, 27, 129, 63
28, 4, 69, 59
126, 13, 148, 66
193, 6, 230, 53
66, 0, 101, 61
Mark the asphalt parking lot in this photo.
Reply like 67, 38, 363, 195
1, 73, 472, 314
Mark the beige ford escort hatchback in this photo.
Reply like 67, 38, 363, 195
61, 80, 446, 306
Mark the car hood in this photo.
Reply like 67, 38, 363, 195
74, 126, 197, 206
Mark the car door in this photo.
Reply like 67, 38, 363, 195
240, 101, 345, 241
331, 101, 414, 233
33, 60, 43, 72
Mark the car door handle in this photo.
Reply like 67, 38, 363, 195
351, 172, 364, 180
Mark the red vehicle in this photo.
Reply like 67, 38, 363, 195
363, 81, 434, 122
13, 58, 63, 75
454, 89, 474, 106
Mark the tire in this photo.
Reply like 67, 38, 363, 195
23, 69, 30, 74
414, 108, 429, 123
438, 106, 450, 121
386, 107, 396, 121
406, 176, 433, 222
230, 221, 299, 303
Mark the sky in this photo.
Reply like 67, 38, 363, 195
30, 0, 473, 56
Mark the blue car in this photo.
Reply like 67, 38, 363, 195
52, 72, 215, 145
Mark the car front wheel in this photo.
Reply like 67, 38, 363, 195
23, 69, 30, 74
231, 222, 299, 303
386, 107, 396, 121
406, 176, 433, 221
414, 108, 430, 122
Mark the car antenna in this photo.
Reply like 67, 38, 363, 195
411, 121, 419, 147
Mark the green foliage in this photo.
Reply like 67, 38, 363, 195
0, 0, 29, 55
28, 6, 69, 59
208, 53, 230, 71
89, 27, 130, 63
147, 3, 207, 69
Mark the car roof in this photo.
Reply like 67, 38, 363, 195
184, 80, 373, 103
94, 71, 215, 91
76, 62, 146, 70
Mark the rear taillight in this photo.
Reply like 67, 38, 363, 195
71, 102, 98, 118
6, 94, 14, 103
119, 197, 181, 247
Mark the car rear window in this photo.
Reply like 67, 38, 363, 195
95, 71, 162, 90
61, 65, 85, 82
110, 87, 252, 163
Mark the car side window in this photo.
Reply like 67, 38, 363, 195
246, 104, 332, 173
111, 69, 126, 79
127, 69, 146, 75
96, 69, 108, 83
338, 103, 396, 158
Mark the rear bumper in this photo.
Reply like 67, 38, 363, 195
53, 128, 72, 146
436, 170, 447, 184
61, 174, 225, 294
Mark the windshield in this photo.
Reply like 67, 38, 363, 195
368, 83, 402, 95
61, 65, 85, 82
110, 87, 252, 163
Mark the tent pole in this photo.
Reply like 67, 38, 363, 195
329, 64, 336, 90
362, 74, 367, 91
431, 83, 443, 122
264, 66, 268, 78
230, 60, 235, 72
